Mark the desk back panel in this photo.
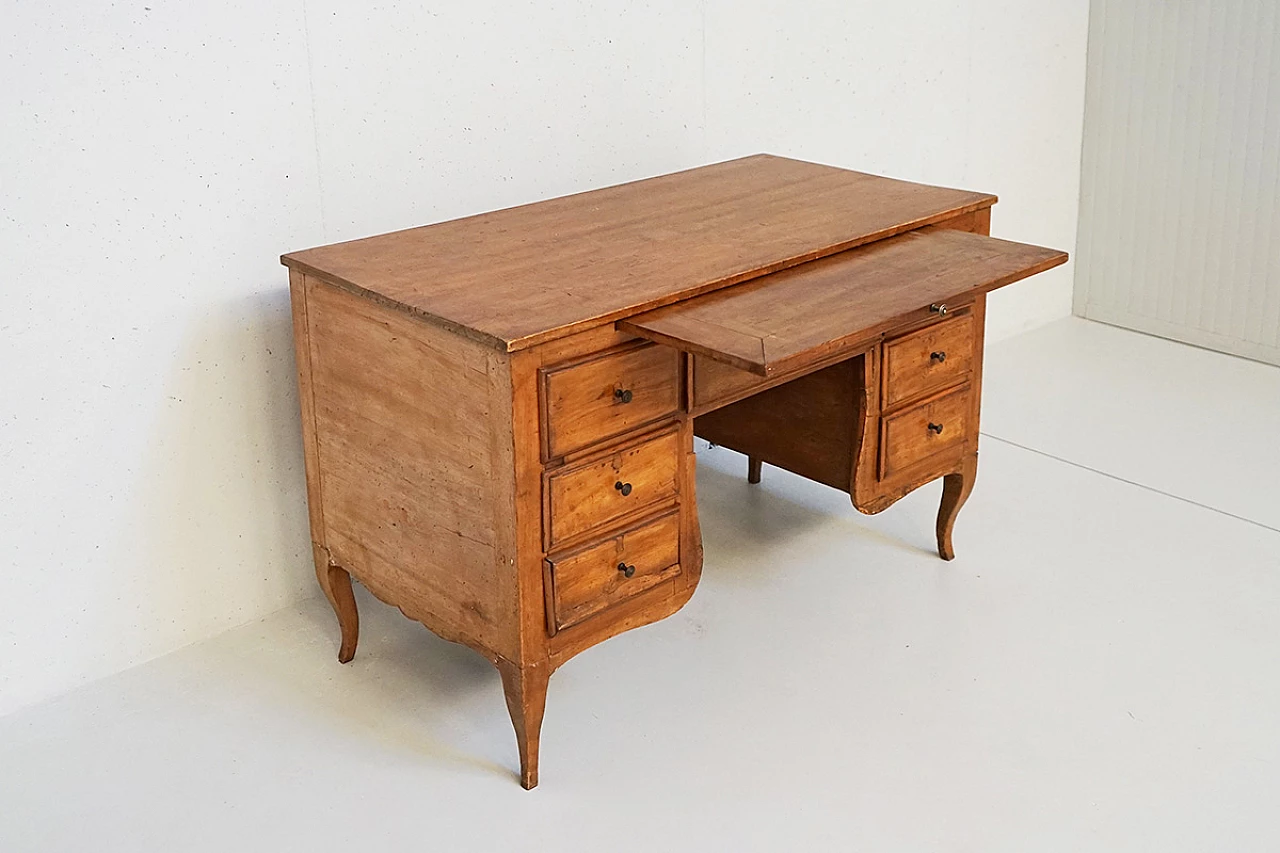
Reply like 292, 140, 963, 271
694, 358, 860, 493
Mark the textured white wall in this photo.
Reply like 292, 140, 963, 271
1075, 0, 1280, 365
704, 0, 1090, 342
0, 0, 1088, 716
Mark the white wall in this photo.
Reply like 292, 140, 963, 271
0, 0, 1088, 716
704, 0, 1089, 342
1075, 0, 1280, 365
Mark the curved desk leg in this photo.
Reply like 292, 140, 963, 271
747, 455, 762, 484
936, 454, 977, 561
498, 659, 550, 790
314, 545, 359, 663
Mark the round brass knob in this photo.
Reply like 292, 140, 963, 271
618, 562, 636, 578
615, 481, 632, 496
929, 303, 949, 316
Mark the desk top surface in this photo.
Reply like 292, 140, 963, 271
282, 155, 995, 352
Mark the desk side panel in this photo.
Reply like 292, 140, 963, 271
303, 277, 520, 661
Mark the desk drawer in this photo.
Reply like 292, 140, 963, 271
541, 342, 681, 459
882, 313, 974, 408
545, 427, 680, 548
880, 384, 972, 477
545, 511, 681, 632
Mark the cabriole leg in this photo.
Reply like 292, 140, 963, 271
936, 454, 978, 561
497, 659, 550, 789
313, 544, 359, 663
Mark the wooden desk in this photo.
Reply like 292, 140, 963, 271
282, 155, 1066, 788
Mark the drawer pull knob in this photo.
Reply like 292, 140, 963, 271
614, 480, 633, 496
614, 388, 633, 404
928, 422, 944, 435
930, 350, 947, 363
618, 562, 636, 578
930, 303, 949, 316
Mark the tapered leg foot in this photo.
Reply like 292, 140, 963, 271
313, 545, 359, 663
497, 659, 550, 789
747, 456, 762, 484
936, 455, 977, 561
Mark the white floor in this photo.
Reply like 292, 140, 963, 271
3, 318, 1278, 852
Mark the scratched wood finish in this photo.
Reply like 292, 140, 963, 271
694, 359, 859, 492
540, 342, 681, 460
879, 383, 974, 478
510, 324, 704, 788
283, 157, 1065, 790
282, 155, 996, 352
301, 276, 521, 662
882, 313, 975, 408
851, 296, 988, 555
688, 346, 868, 417
544, 426, 681, 549
545, 510, 682, 633
621, 226, 1066, 376
290, 269, 362, 663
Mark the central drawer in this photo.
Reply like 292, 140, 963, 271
544, 427, 681, 549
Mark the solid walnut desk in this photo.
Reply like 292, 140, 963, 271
282, 155, 1066, 788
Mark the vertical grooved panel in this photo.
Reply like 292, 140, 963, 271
1076, 0, 1280, 365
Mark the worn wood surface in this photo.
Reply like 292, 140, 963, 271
313, 544, 359, 664
288, 269, 327, 548
937, 453, 979, 561
545, 440, 701, 671
545, 510, 682, 632
544, 426, 681, 548
304, 277, 521, 662
694, 359, 859, 493
621, 226, 1065, 376
852, 296, 988, 523
283, 157, 1064, 789
879, 383, 974, 478
688, 347, 865, 417
282, 155, 996, 352
540, 342, 680, 460
506, 326, 704, 785
498, 659, 550, 790
882, 313, 975, 408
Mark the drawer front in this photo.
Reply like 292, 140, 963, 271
546, 428, 681, 548
882, 313, 975, 408
542, 342, 681, 459
691, 354, 765, 414
880, 384, 972, 477
546, 511, 682, 632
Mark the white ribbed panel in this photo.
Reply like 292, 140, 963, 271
1075, 0, 1280, 365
